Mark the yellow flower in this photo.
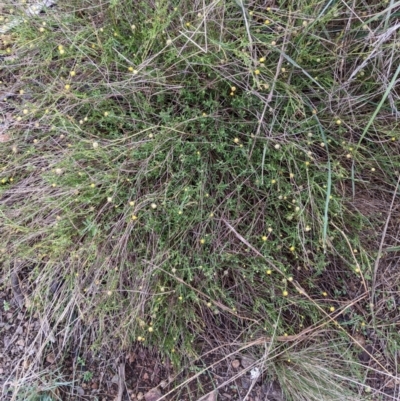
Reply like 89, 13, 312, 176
148, 327, 154, 332
128, 66, 134, 72
254, 69, 260, 75
262, 235, 267, 241
289, 246, 295, 252
234, 137, 240, 143
200, 238, 205, 244
282, 290, 288, 296
266, 269, 272, 275
259, 57, 265, 62
330, 306, 335, 312
70, 71, 76, 77
231, 86, 237, 92
64, 84, 70, 90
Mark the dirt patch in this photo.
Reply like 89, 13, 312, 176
0, 287, 286, 401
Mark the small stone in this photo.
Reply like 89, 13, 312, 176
126, 352, 136, 363
240, 355, 256, 369
144, 388, 162, 401
231, 359, 240, 369
137, 392, 144, 400
16, 339, 25, 346
91, 382, 98, 389
46, 353, 56, 364
76, 386, 85, 396
241, 377, 251, 389
143, 372, 149, 380
359, 345, 373, 363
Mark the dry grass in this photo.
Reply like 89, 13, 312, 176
1, 0, 400, 400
